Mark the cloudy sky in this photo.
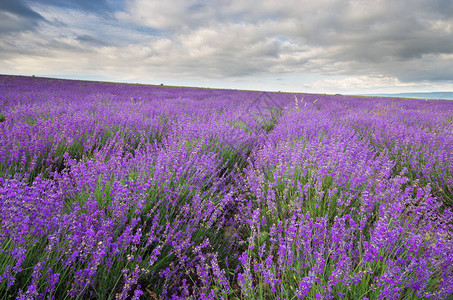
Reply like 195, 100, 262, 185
1, 0, 452, 94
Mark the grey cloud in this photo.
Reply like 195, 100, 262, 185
0, 0, 44, 33
0, 0, 111, 35
35, 0, 112, 13
0, 12, 38, 33
375, 55, 453, 83
0, 0, 43, 19
425, 0, 453, 18
120, 0, 453, 62
75, 35, 110, 46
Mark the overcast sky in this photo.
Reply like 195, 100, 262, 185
1, 0, 452, 94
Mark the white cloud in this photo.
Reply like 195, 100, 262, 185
309, 75, 453, 94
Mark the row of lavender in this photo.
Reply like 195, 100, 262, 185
0, 75, 452, 299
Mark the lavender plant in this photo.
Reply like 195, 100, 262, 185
0, 75, 452, 299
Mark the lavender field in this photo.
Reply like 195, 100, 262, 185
0, 75, 452, 299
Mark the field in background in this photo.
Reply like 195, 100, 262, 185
0, 75, 452, 299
